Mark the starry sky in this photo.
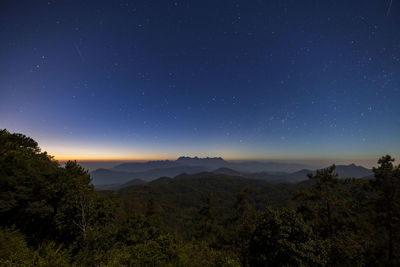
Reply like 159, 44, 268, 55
0, 0, 399, 166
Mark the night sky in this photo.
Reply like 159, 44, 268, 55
1, 1, 399, 166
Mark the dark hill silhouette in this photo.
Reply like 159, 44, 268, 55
91, 156, 313, 185
334, 164, 373, 178
91, 165, 208, 185
91, 168, 135, 184
118, 172, 299, 210
91, 156, 372, 187
112, 160, 178, 172
249, 164, 373, 183
286, 164, 373, 182
95, 178, 147, 190
110, 157, 311, 173
227, 161, 311, 173
213, 167, 243, 176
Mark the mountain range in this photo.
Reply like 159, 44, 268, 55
90, 157, 373, 189
111, 156, 312, 173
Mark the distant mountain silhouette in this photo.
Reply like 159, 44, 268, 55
334, 164, 373, 178
176, 156, 227, 168
177, 156, 226, 163
91, 168, 136, 184
91, 165, 208, 185
121, 178, 148, 187
110, 157, 311, 173
92, 157, 312, 185
112, 160, 178, 172
95, 178, 147, 190
112, 157, 228, 172
213, 167, 244, 176
91, 156, 372, 187
226, 161, 312, 173
118, 172, 299, 209
286, 169, 312, 182
250, 164, 373, 183
246, 171, 289, 183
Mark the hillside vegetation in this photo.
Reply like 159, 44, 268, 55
0, 129, 399, 266
90, 157, 372, 187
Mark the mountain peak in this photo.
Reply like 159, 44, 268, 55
177, 156, 225, 162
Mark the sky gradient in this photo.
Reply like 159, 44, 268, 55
1, 0, 399, 166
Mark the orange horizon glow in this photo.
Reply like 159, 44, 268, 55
54, 157, 169, 162
51, 155, 383, 169
42, 143, 391, 169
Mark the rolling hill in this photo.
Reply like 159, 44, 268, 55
91, 157, 372, 188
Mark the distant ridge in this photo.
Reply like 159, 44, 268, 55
287, 164, 373, 181
91, 156, 372, 188
334, 164, 373, 178
213, 167, 243, 176
95, 178, 146, 190
110, 156, 311, 173
177, 156, 226, 164
91, 168, 135, 184
92, 165, 208, 185
112, 156, 228, 173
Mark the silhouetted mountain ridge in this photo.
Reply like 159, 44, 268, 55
110, 156, 311, 173
92, 165, 208, 185
91, 156, 372, 188
213, 167, 244, 176
118, 172, 299, 210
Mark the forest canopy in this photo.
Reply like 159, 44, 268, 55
0, 129, 399, 266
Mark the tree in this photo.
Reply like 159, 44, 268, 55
0, 227, 70, 266
0, 130, 102, 247
55, 161, 95, 244
0, 226, 31, 265
230, 187, 257, 266
248, 207, 326, 266
294, 165, 370, 265
297, 165, 340, 238
0, 129, 60, 242
372, 155, 400, 264
194, 193, 222, 246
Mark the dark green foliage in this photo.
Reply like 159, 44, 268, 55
31, 242, 71, 267
0, 226, 31, 265
0, 129, 60, 242
229, 188, 258, 266
194, 193, 221, 245
117, 215, 162, 246
295, 165, 341, 239
372, 155, 400, 265
117, 172, 299, 240
295, 165, 369, 265
248, 207, 327, 266
294, 160, 400, 266
174, 241, 240, 267
0, 227, 70, 266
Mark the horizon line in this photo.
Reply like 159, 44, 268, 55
53, 156, 383, 164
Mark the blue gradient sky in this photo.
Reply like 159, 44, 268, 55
1, 0, 399, 166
